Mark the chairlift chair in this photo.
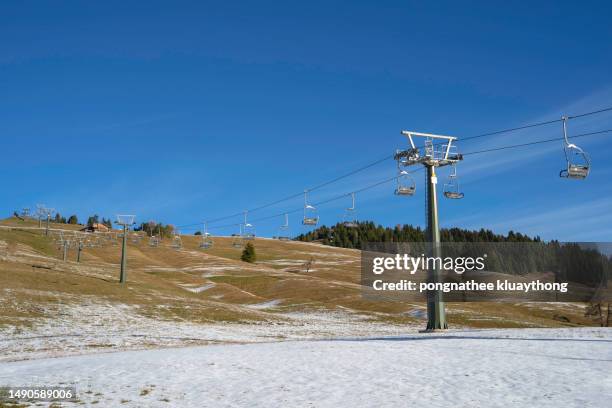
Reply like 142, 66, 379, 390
232, 224, 244, 248
278, 213, 290, 240
172, 232, 182, 249
302, 190, 319, 226
343, 192, 358, 227
443, 164, 464, 199
149, 236, 159, 247
243, 211, 255, 240
232, 237, 243, 248
131, 233, 141, 244
200, 233, 213, 249
52, 231, 63, 244
199, 223, 213, 249
55, 232, 65, 249
395, 169, 416, 196
559, 116, 590, 179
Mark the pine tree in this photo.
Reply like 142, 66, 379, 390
67, 215, 79, 224
87, 215, 99, 228
241, 242, 256, 263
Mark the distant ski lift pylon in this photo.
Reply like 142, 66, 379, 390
302, 190, 319, 226
343, 192, 358, 227
443, 164, 464, 199
243, 211, 255, 240
199, 222, 213, 249
116, 214, 135, 226
278, 213, 290, 241
559, 116, 590, 179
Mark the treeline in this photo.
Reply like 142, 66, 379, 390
18, 211, 113, 228
295, 221, 611, 285
295, 221, 541, 249
85, 215, 113, 228
134, 221, 175, 238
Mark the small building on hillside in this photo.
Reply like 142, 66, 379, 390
81, 223, 110, 233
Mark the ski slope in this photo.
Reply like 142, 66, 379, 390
1, 328, 610, 407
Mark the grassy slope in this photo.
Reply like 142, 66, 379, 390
0, 217, 596, 330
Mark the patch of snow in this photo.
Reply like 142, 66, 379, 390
405, 308, 427, 319
247, 299, 282, 309
0, 301, 413, 362
179, 282, 217, 293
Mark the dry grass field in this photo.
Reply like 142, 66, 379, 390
0, 216, 597, 360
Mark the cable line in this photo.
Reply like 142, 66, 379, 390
568, 106, 612, 120
463, 129, 612, 156
198, 168, 425, 232
202, 128, 612, 232
177, 105, 612, 229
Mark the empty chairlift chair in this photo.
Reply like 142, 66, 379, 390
394, 154, 416, 196
559, 116, 590, 179
443, 164, 464, 199
149, 235, 159, 247
243, 211, 255, 240
278, 213, 290, 241
200, 233, 213, 249
343, 192, 358, 227
394, 162, 416, 196
232, 224, 244, 248
199, 222, 213, 249
172, 231, 183, 249
302, 190, 319, 226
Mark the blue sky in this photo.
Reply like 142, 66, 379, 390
2, 1, 612, 240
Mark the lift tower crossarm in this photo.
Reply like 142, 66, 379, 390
399, 131, 461, 166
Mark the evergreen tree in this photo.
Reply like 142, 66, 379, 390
101, 218, 112, 228
87, 215, 99, 228
67, 215, 79, 224
241, 242, 256, 263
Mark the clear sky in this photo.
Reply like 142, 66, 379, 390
2, 0, 612, 240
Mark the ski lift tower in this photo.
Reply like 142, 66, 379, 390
42, 206, 55, 236
395, 131, 463, 331
115, 214, 135, 284
35, 204, 45, 228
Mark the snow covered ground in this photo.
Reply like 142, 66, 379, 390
1, 328, 610, 407
0, 300, 416, 362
